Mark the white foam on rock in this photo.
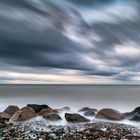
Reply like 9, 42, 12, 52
22, 110, 140, 131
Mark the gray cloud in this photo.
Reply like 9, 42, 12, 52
69, 0, 112, 6
0, 0, 140, 83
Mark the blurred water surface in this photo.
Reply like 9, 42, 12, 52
0, 85, 140, 113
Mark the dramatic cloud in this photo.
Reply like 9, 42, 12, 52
76, 0, 138, 24
0, 0, 140, 84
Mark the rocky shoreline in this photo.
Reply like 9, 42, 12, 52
0, 104, 140, 139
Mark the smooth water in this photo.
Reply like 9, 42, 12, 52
0, 85, 140, 127
0, 85, 140, 112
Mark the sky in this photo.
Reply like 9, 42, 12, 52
0, 0, 140, 84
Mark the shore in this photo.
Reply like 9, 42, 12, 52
0, 104, 140, 139
0, 118, 140, 140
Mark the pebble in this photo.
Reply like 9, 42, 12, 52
0, 118, 140, 140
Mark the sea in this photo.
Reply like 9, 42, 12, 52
0, 84, 140, 127
0, 84, 139, 112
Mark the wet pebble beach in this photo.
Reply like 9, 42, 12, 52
1, 104, 140, 140
0, 118, 140, 140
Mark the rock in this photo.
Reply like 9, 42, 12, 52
0, 112, 10, 119
27, 104, 50, 113
48, 133, 58, 139
39, 108, 58, 116
122, 134, 140, 139
84, 111, 95, 117
79, 107, 97, 112
124, 106, 140, 121
96, 108, 124, 121
65, 113, 90, 123
56, 107, 71, 112
4, 105, 19, 117
39, 135, 48, 140
29, 133, 37, 139
43, 113, 62, 121
9, 107, 36, 122
62, 107, 70, 111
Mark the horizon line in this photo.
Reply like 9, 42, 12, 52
0, 84, 140, 86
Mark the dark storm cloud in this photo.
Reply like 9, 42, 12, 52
0, 0, 140, 83
0, 28, 85, 70
0, 0, 116, 77
0, 0, 98, 75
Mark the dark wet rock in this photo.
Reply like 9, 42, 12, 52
48, 133, 59, 139
65, 113, 90, 123
96, 108, 124, 121
0, 112, 10, 119
40, 135, 48, 140
39, 108, 58, 116
84, 111, 95, 117
9, 107, 36, 122
124, 107, 140, 121
27, 104, 50, 113
79, 107, 97, 112
4, 105, 19, 117
44, 113, 62, 121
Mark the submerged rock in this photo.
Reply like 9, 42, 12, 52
124, 106, 140, 121
61, 107, 70, 111
44, 113, 62, 121
27, 104, 50, 113
56, 107, 71, 112
9, 107, 36, 122
65, 113, 90, 123
4, 105, 19, 117
79, 107, 97, 112
84, 111, 95, 117
96, 108, 124, 121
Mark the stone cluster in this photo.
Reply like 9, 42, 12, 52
0, 104, 140, 139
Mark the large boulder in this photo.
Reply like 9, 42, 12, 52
4, 105, 19, 117
39, 108, 58, 116
96, 108, 124, 121
27, 104, 50, 113
10, 107, 36, 122
65, 113, 90, 123
79, 107, 97, 112
124, 107, 140, 121
44, 113, 62, 121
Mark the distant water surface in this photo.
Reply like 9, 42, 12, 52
0, 85, 140, 113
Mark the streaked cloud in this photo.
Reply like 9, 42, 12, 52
0, 0, 140, 84
73, 0, 138, 24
